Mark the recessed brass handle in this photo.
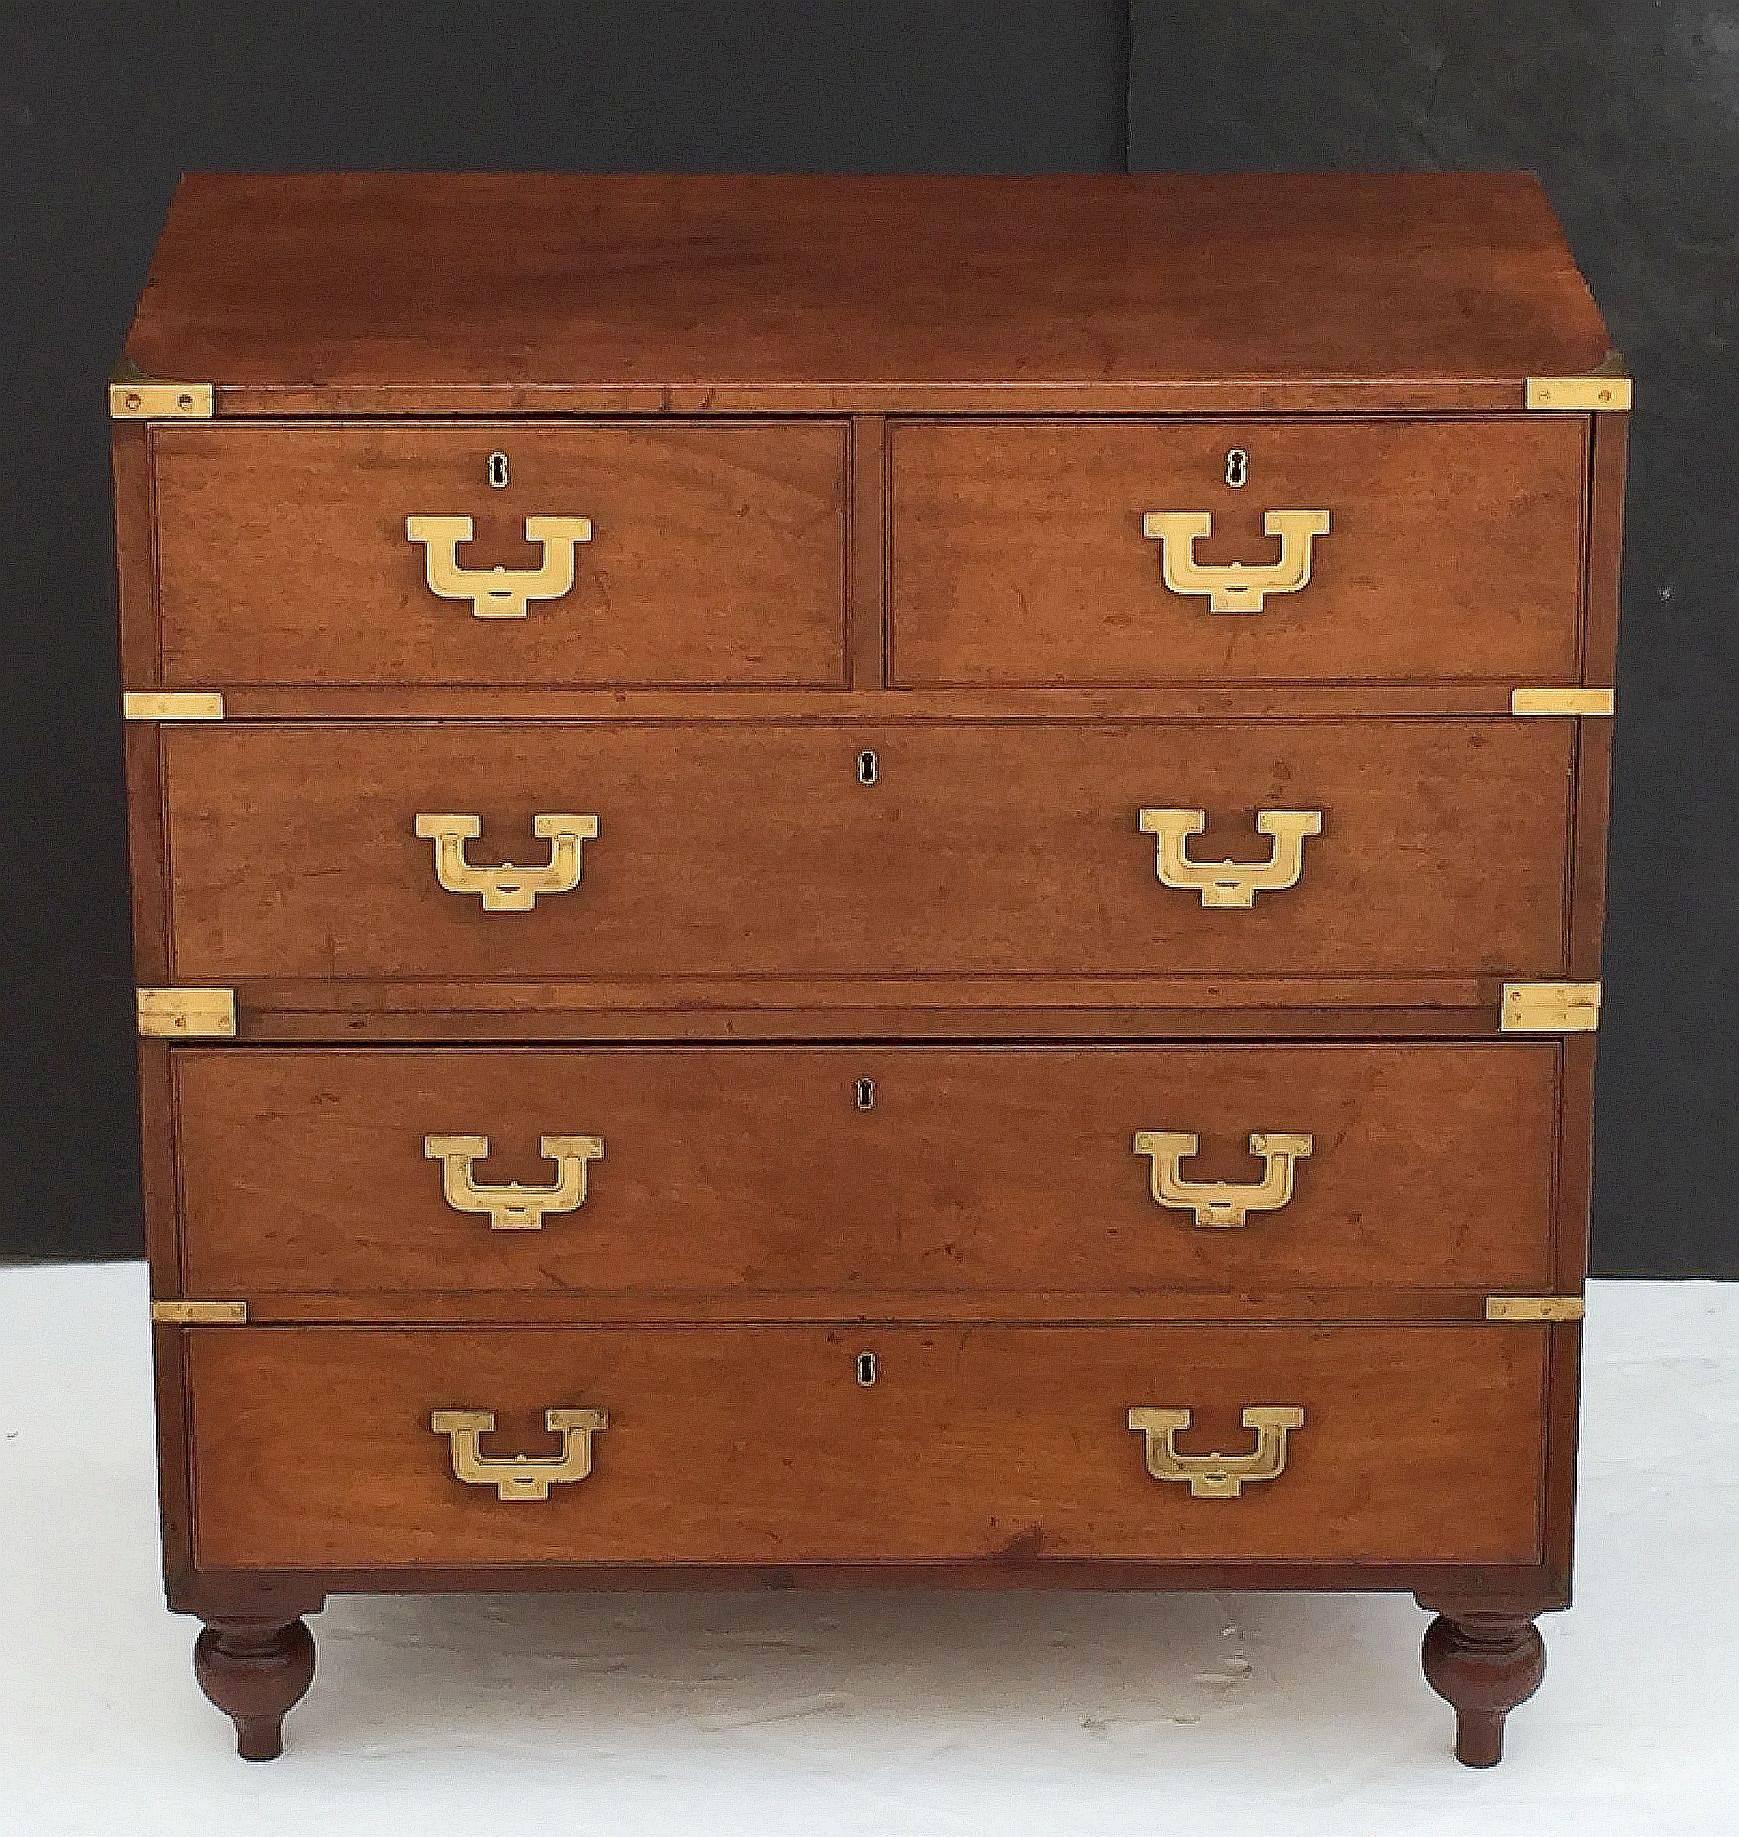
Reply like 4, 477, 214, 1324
1138, 807, 1322, 908
1133, 1129, 1313, 1229
429, 1407, 607, 1501
1142, 509, 1331, 613
1127, 1405, 1305, 1498
414, 812, 598, 912
405, 514, 593, 619
423, 1132, 604, 1231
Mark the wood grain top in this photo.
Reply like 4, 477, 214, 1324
121, 172, 1616, 415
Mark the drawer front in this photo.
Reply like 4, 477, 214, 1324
159, 719, 1571, 983
891, 419, 1587, 687
188, 1323, 1547, 1568
175, 1044, 1559, 1298
151, 422, 848, 687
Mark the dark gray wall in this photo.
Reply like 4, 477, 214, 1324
4, 3, 1733, 1274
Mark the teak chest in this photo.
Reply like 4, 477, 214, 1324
114, 172, 1625, 1766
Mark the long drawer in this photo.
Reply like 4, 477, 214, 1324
890, 418, 1588, 687
187, 1323, 1548, 1569
172, 1043, 1560, 1298
155, 719, 1573, 984
149, 421, 849, 688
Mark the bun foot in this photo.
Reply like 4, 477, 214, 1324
194, 1616, 317, 1760
1420, 1609, 1545, 1767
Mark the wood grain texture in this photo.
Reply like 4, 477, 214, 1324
150, 421, 848, 688
171, 1043, 1561, 1299
890, 418, 1588, 687
121, 173, 1614, 416
156, 719, 1574, 985
186, 1323, 1548, 1569
185, 989, 1520, 1044
109, 176, 1624, 1721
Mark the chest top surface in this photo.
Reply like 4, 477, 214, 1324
120, 171, 1615, 416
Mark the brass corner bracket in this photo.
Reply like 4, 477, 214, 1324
136, 987, 238, 1039
108, 377, 215, 420
151, 1299, 248, 1325
123, 690, 225, 722
1524, 374, 1632, 412
1499, 981, 1601, 1034
1510, 687, 1615, 718
1485, 1296, 1585, 1323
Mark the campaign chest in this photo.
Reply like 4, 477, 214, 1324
113, 172, 1625, 1765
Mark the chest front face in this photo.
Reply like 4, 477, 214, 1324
113, 171, 1624, 1765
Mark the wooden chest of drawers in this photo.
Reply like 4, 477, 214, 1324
114, 172, 1625, 1767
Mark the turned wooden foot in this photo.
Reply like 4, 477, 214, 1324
194, 1617, 317, 1760
1420, 1609, 1545, 1767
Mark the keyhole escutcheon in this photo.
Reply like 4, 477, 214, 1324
854, 1077, 876, 1111
487, 450, 510, 488
856, 1351, 879, 1387
856, 749, 879, 786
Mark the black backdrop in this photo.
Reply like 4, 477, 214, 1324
3, 3, 1732, 1274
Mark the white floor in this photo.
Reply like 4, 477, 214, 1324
1, 1266, 1733, 1836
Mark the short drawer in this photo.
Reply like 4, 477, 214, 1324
890, 418, 1588, 687
150, 421, 848, 687
173, 1043, 1560, 1300
156, 718, 1572, 985
186, 1323, 1547, 1568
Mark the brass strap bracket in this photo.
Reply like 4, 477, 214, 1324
1524, 374, 1632, 412
123, 691, 226, 722
109, 378, 215, 420
1510, 687, 1615, 717
151, 1300, 249, 1325
137, 988, 238, 1038
1499, 981, 1601, 1034
1485, 1296, 1586, 1322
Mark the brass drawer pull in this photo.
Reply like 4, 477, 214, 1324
405, 514, 593, 619
1142, 508, 1331, 613
414, 811, 598, 912
423, 1132, 604, 1231
430, 1407, 607, 1501
1127, 1404, 1305, 1498
1138, 806, 1322, 908
1134, 1129, 1313, 1229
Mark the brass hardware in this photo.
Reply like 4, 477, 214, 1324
122, 691, 225, 722
1139, 806, 1323, 908
1525, 375, 1633, 412
1134, 1129, 1313, 1229
405, 514, 593, 619
1485, 1296, 1586, 1322
487, 450, 510, 489
854, 1077, 876, 1112
415, 812, 599, 912
423, 1131, 604, 1231
856, 1351, 879, 1387
1510, 687, 1616, 717
430, 1406, 607, 1501
151, 1299, 248, 1325
856, 748, 880, 786
108, 379, 214, 419
136, 987, 238, 1038
1142, 508, 1331, 613
1500, 981, 1602, 1034
1127, 1405, 1306, 1499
